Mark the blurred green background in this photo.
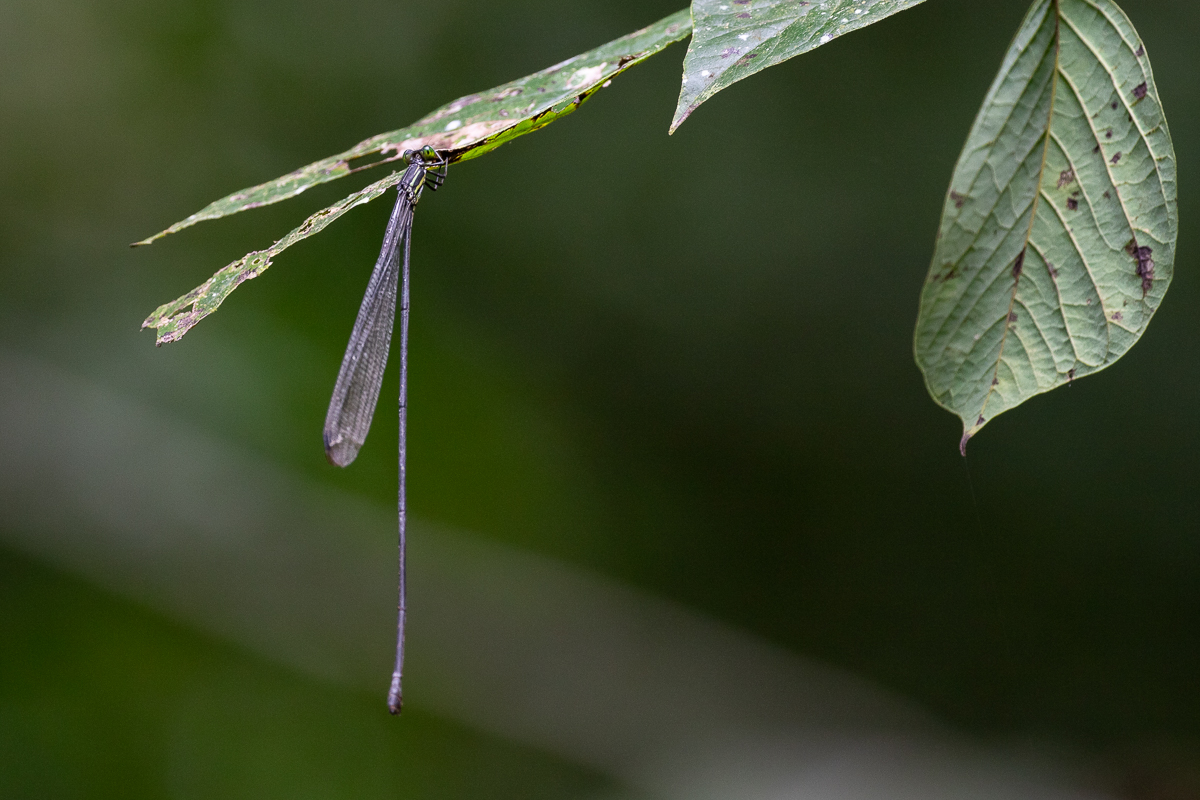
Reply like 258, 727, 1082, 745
1, 0, 1198, 797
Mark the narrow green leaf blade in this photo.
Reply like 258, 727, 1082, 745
135, 10, 692, 246
914, 0, 1177, 452
143, 170, 403, 344
671, 0, 924, 132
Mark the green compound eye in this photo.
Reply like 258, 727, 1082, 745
419, 145, 438, 161
400, 149, 415, 166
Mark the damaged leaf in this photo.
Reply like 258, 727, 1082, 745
914, 0, 1176, 452
140, 10, 692, 345
143, 171, 403, 344
135, 9, 691, 248
671, 0, 924, 132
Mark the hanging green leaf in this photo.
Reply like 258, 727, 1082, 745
914, 0, 1176, 453
671, 0, 925, 132
134, 9, 691, 248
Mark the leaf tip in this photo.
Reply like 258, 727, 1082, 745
131, 228, 173, 247
155, 328, 183, 346
668, 103, 697, 134
960, 413, 988, 455
142, 311, 182, 346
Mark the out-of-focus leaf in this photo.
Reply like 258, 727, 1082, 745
670, 0, 924, 132
134, 10, 691, 247
914, 0, 1176, 452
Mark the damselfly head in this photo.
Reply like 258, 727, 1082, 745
419, 145, 439, 162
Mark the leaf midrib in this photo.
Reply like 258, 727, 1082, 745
976, 0, 1062, 424
922, 3, 1060, 357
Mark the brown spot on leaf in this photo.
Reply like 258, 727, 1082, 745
1066, 197, 1078, 211
1111, 311, 1123, 322
933, 264, 958, 283
1012, 249, 1025, 279
1103, 190, 1111, 199
1008, 311, 1018, 323
991, 377, 999, 387
1126, 239, 1155, 296
1106, 129, 1113, 138
1093, 144, 1101, 153
1134, 82, 1148, 100
949, 190, 966, 208
1111, 101, 1118, 109
1135, 45, 1145, 57
1111, 152, 1122, 164
1057, 169, 1075, 188
1047, 262, 1059, 279
733, 53, 759, 66
1068, 368, 1075, 383
737, 12, 751, 17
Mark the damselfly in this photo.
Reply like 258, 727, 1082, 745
323, 145, 448, 714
